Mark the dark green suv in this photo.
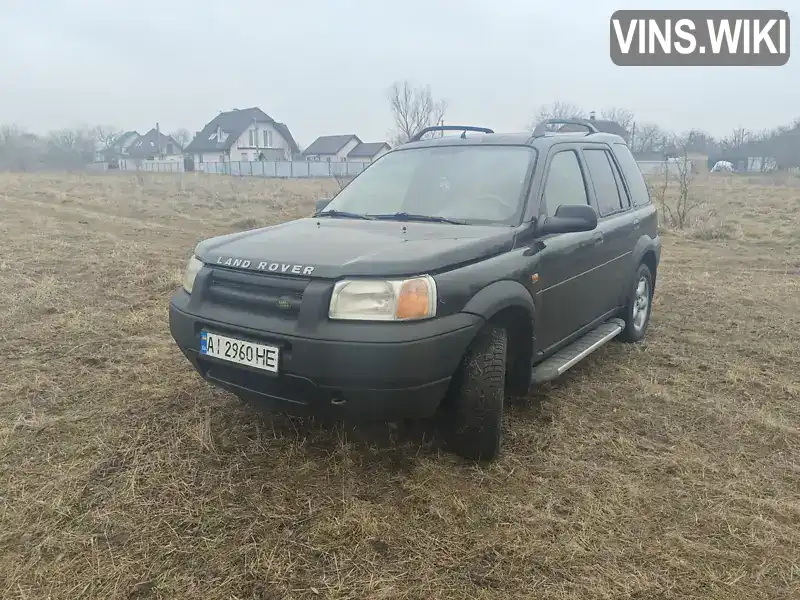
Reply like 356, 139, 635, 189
169, 120, 661, 461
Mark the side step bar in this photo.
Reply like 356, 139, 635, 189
531, 318, 625, 384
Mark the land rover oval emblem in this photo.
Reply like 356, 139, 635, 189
276, 297, 291, 310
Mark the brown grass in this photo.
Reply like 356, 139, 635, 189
1, 171, 798, 599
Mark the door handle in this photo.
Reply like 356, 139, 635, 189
633, 217, 641, 229
592, 232, 604, 245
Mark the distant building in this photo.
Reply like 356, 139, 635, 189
347, 142, 392, 162
97, 130, 140, 164
118, 128, 184, 170
126, 129, 183, 160
302, 134, 362, 162
184, 107, 300, 165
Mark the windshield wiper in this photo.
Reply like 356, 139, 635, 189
368, 212, 467, 225
314, 209, 374, 220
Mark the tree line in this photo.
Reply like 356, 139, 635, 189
0, 125, 192, 171
388, 83, 800, 170
2, 81, 798, 171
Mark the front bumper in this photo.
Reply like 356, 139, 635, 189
169, 290, 483, 421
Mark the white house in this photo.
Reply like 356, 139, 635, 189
302, 134, 362, 161
118, 128, 184, 170
347, 142, 391, 163
184, 107, 300, 166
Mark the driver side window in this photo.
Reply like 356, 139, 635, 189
541, 150, 589, 216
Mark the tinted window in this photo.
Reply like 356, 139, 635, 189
541, 150, 588, 216
583, 149, 624, 216
612, 143, 651, 205
323, 145, 536, 226
609, 153, 631, 208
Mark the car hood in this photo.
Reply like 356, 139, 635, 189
195, 217, 515, 279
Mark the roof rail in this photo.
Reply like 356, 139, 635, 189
532, 118, 599, 137
408, 125, 494, 143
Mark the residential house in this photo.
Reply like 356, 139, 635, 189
98, 130, 140, 164
118, 128, 184, 170
303, 134, 362, 161
347, 142, 391, 163
184, 107, 300, 166
126, 129, 183, 160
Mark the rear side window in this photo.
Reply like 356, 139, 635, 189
541, 150, 589, 216
612, 143, 651, 205
582, 148, 624, 216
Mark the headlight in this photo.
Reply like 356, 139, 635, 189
329, 275, 437, 321
182, 255, 204, 294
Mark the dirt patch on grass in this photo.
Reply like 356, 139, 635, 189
0, 171, 798, 599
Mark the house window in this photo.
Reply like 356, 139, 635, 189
263, 130, 272, 147
199, 154, 203, 163
166, 143, 174, 155
248, 129, 255, 146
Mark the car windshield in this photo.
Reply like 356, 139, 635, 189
321, 145, 536, 225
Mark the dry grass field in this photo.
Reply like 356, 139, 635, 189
1, 170, 798, 600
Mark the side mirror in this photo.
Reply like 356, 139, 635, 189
537, 204, 598, 236
314, 198, 331, 213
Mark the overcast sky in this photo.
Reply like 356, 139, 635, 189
0, 0, 795, 147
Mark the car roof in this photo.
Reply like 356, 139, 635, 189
398, 129, 627, 150
394, 117, 626, 150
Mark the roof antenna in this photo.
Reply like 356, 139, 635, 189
460, 130, 467, 139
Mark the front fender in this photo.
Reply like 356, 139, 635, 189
461, 279, 535, 321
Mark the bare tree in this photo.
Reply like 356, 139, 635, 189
0, 124, 25, 145
388, 80, 447, 145
729, 126, 750, 148
171, 128, 192, 149
92, 126, 122, 150
682, 129, 717, 155
630, 122, 670, 155
600, 107, 635, 133
0, 124, 42, 171
528, 101, 585, 129
45, 127, 97, 168
50, 128, 79, 150
656, 135, 701, 229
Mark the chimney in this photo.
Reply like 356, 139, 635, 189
589, 111, 597, 121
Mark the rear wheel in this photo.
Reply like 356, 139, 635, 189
619, 262, 653, 343
442, 325, 507, 461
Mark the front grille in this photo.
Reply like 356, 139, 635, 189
206, 268, 309, 318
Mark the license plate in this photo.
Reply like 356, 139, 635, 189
200, 330, 279, 373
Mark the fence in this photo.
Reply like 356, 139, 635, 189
636, 158, 706, 176
117, 159, 372, 178
107, 157, 699, 179
198, 160, 371, 178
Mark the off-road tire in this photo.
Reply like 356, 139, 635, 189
619, 262, 654, 343
443, 325, 507, 461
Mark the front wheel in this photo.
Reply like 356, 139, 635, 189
619, 263, 654, 343
442, 325, 507, 461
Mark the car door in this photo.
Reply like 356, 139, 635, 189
532, 145, 607, 355
578, 144, 636, 314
